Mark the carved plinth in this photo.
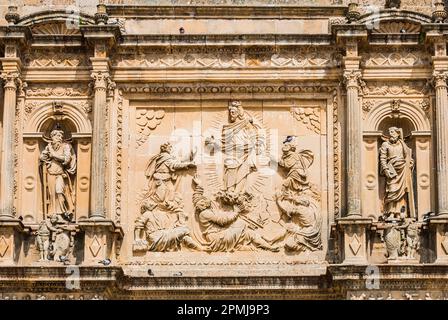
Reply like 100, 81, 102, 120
78, 219, 123, 265
337, 217, 372, 265
429, 216, 448, 264
0, 219, 28, 265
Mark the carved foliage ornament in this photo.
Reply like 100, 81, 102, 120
362, 81, 429, 96
26, 85, 91, 97
432, 71, 448, 88
343, 70, 365, 92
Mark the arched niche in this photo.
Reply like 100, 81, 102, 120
20, 102, 92, 224
362, 100, 432, 222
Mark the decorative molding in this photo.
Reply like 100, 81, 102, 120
24, 51, 89, 68
115, 91, 124, 224
362, 81, 429, 96
26, 85, 91, 97
119, 82, 338, 95
332, 89, 341, 218
362, 48, 430, 67
112, 47, 341, 69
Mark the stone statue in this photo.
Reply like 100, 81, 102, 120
192, 174, 279, 252
36, 213, 76, 262
206, 100, 264, 197
272, 137, 322, 253
134, 141, 201, 252
379, 127, 416, 221
405, 221, 420, 259
40, 128, 76, 218
383, 218, 420, 261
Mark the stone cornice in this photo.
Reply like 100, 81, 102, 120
119, 34, 333, 47
106, 5, 347, 19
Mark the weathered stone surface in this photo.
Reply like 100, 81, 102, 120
0, 2, 447, 299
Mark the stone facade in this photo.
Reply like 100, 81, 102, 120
1, 1, 448, 300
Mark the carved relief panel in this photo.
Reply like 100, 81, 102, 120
116, 93, 338, 268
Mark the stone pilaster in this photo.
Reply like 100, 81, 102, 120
337, 38, 371, 264
432, 70, 448, 217
343, 69, 363, 217
0, 72, 19, 219
0, 42, 27, 265
89, 69, 109, 219
430, 45, 448, 263
80, 36, 122, 264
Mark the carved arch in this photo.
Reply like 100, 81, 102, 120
365, 100, 430, 132
17, 10, 95, 30
358, 9, 431, 34
24, 101, 92, 135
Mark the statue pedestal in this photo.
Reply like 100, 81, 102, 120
0, 218, 28, 265
78, 219, 123, 265
429, 215, 448, 264
337, 217, 372, 265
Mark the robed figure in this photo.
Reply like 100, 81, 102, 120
379, 127, 416, 221
40, 129, 76, 217
274, 138, 322, 253
220, 100, 264, 194
144, 142, 195, 207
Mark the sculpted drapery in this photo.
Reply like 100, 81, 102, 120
379, 127, 416, 221
220, 100, 264, 195
40, 129, 76, 218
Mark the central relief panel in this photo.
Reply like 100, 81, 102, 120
122, 98, 330, 266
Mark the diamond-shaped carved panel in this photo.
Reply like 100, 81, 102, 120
89, 236, 102, 258
349, 233, 361, 256
0, 236, 10, 258
442, 234, 448, 255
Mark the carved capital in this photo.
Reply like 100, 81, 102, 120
90, 71, 110, 90
343, 70, 364, 90
432, 71, 448, 89
0, 72, 21, 91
